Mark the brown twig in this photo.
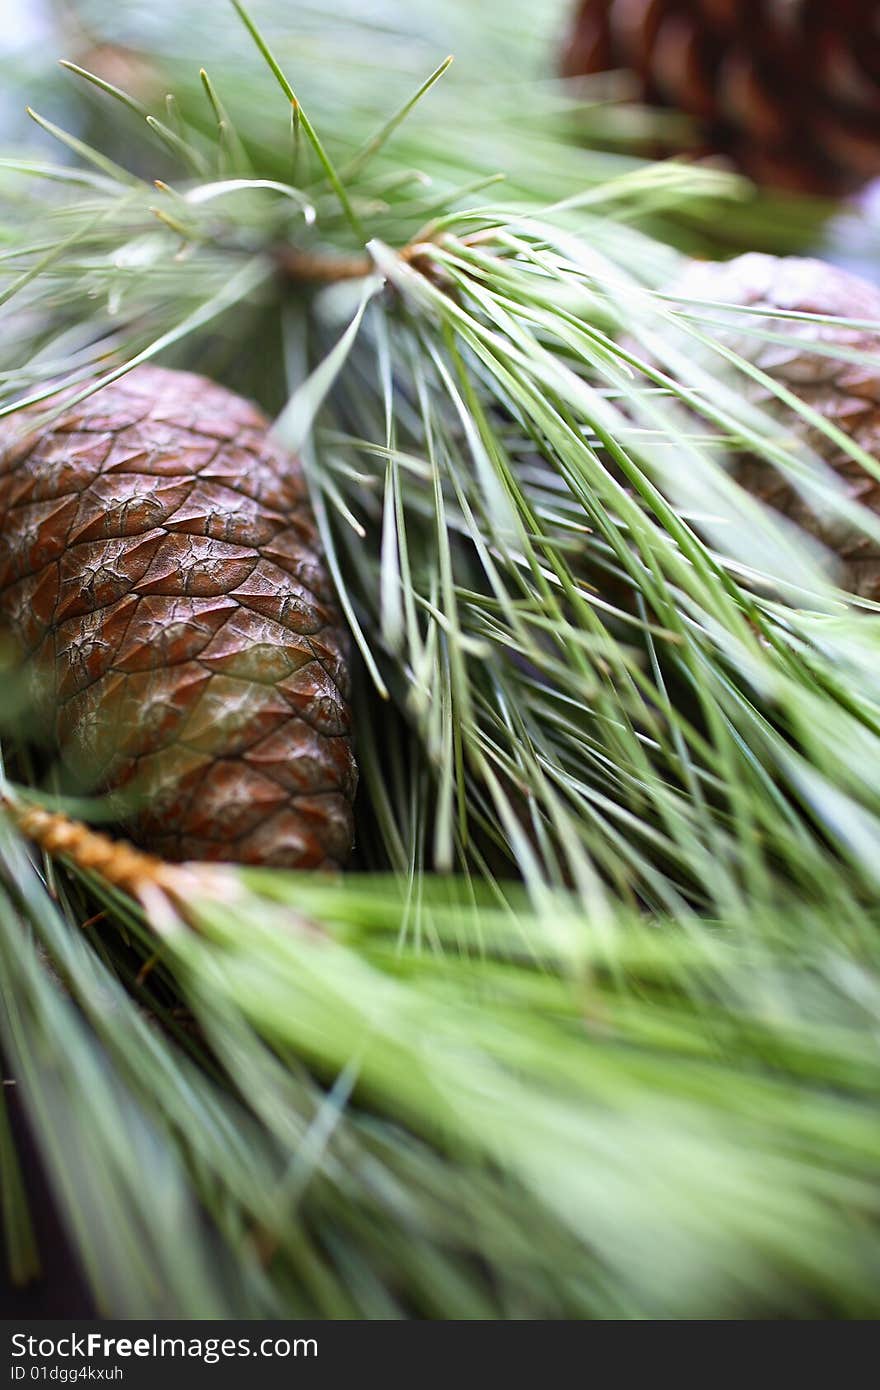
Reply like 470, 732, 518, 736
274, 236, 462, 288
3, 792, 241, 932
274, 246, 374, 283
5, 798, 181, 898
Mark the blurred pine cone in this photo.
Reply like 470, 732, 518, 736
561, 0, 880, 195
662, 252, 880, 596
0, 366, 357, 869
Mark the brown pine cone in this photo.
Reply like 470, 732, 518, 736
0, 366, 357, 869
561, 1, 880, 196
661, 252, 880, 597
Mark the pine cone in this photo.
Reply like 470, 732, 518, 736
561, 1, 880, 196
0, 366, 357, 869
662, 252, 880, 597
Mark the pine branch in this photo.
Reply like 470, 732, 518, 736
1, 0, 880, 1322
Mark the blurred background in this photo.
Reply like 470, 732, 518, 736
3, 0, 880, 279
